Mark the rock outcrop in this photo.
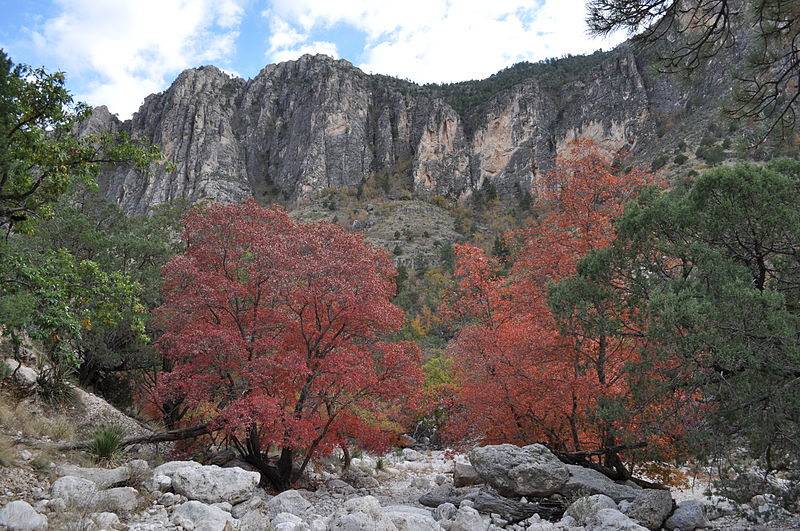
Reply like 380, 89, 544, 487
94, 48, 671, 215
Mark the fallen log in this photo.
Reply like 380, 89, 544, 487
13, 423, 210, 450
420, 487, 564, 523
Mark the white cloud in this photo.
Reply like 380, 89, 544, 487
29, 0, 247, 119
270, 41, 339, 63
265, 0, 627, 83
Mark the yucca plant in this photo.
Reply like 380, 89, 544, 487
88, 425, 126, 462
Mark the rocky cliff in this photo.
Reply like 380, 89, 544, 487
92, 45, 711, 215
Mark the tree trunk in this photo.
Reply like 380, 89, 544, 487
419, 487, 564, 523
15, 423, 211, 450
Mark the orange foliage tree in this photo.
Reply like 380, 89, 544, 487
154, 200, 422, 490
444, 140, 659, 462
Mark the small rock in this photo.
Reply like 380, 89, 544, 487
51, 476, 99, 506
96, 486, 140, 513
231, 497, 263, 519
433, 502, 457, 521
3, 359, 39, 386
272, 512, 308, 531
266, 490, 312, 517
17, 450, 33, 462
0, 500, 48, 530
56, 464, 131, 489
92, 511, 121, 529
403, 449, 421, 461
386, 510, 442, 531
664, 499, 710, 531
152, 460, 203, 478
238, 508, 270, 531
158, 492, 182, 507
126, 459, 151, 482
703, 495, 737, 520
329, 496, 397, 530
326, 479, 357, 495
450, 505, 489, 531
585, 508, 649, 530
624, 489, 673, 530
564, 494, 617, 526
453, 463, 482, 488
172, 500, 236, 531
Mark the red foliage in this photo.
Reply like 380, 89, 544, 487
444, 140, 658, 451
154, 200, 422, 489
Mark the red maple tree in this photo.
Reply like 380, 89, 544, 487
445, 140, 658, 456
154, 200, 422, 489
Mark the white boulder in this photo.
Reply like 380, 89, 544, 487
172, 500, 236, 531
468, 444, 569, 497
172, 464, 260, 504
0, 500, 48, 530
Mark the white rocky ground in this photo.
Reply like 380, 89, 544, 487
2, 362, 799, 531
1, 445, 799, 531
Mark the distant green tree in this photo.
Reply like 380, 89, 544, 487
22, 186, 184, 403
552, 160, 800, 479
0, 50, 160, 397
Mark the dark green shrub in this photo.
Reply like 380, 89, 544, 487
88, 425, 126, 461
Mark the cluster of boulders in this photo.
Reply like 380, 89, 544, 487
1, 442, 796, 530
419, 443, 749, 531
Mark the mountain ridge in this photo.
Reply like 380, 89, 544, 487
88, 43, 730, 215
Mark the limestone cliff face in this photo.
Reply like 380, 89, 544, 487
97, 49, 660, 214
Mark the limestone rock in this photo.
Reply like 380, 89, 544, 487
453, 462, 482, 488
142, 473, 172, 493
449, 505, 489, 531
272, 512, 309, 531
433, 502, 457, 521
560, 465, 638, 502
585, 508, 649, 530
238, 508, 270, 531
96, 486, 140, 513
624, 489, 673, 530
468, 444, 569, 497
385, 509, 442, 531
564, 494, 617, 526
265, 490, 312, 517
172, 464, 260, 504
328, 495, 398, 531
172, 500, 237, 531
232, 496, 263, 519
326, 478, 356, 495
402, 449, 421, 461
92, 511, 122, 529
55, 464, 130, 488
157, 492, 182, 507
51, 475, 99, 506
126, 459, 151, 483
2, 359, 38, 387
383, 506, 433, 518
664, 499, 710, 531
152, 460, 203, 478
0, 500, 48, 530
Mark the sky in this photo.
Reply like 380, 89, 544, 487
0, 0, 627, 120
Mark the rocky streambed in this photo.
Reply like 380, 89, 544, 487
2, 443, 798, 531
